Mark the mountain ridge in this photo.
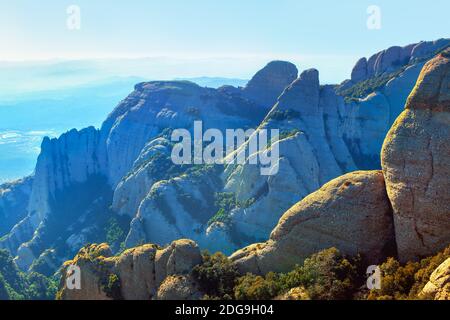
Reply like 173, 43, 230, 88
1, 39, 449, 274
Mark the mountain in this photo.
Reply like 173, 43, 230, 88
232, 48, 450, 274
57, 47, 450, 301
0, 39, 449, 275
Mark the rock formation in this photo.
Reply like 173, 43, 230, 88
54, 44, 450, 300
381, 49, 450, 262
350, 39, 449, 83
242, 61, 298, 107
58, 239, 202, 300
232, 48, 450, 275
1, 40, 448, 273
230, 171, 395, 274
0, 177, 33, 240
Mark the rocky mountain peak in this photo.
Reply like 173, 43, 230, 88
243, 60, 298, 107
350, 38, 450, 83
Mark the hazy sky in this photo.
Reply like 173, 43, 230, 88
0, 0, 449, 83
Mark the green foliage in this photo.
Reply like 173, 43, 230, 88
208, 208, 231, 227
28, 249, 57, 277
233, 248, 363, 300
285, 248, 363, 300
0, 249, 57, 300
234, 272, 281, 300
191, 251, 240, 300
214, 192, 237, 213
208, 193, 256, 227
25, 272, 58, 300
337, 43, 450, 103
337, 70, 404, 103
268, 109, 301, 121
105, 217, 126, 246
101, 273, 122, 300
368, 245, 450, 300
278, 129, 301, 141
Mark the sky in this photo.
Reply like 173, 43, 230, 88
0, 0, 449, 83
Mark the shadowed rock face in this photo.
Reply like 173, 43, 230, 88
381, 50, 450, 262
243, 61, 298, 107
0, 177, 33, 240
350, 39, 450, 83
230, 171, 395, 274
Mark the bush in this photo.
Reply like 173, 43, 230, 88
191, 251, 240, 299
368, 245, 450, 300
287, 248, 362, 300
101, 273, 122, 300
234, 272, 281, 300
232, 248, 363, 301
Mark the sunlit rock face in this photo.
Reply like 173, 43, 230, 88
230, 171, 395, 274
57, 240, 203, 300
421, 258, 450, 300
382, 50, 450, 262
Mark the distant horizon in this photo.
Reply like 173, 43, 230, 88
1, 37, 447, 87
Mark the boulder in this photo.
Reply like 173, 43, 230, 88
420, 258, 450, 300
381, 50, 450, 262
156, 275, 203, 300
231, 171, 395, 274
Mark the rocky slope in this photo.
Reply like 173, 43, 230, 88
1, 39, 449, 274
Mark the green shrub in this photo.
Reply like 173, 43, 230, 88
0, 249, 57, 300
269, 109, 301, 121
234, 272, 281, 300
101, 273, 122, 300
192, 251, 240, 299
368, 245, 450, 300
232, 248, 363, 301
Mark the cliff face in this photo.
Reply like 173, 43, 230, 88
2, 40, 449, 273
382, 49, 450, 262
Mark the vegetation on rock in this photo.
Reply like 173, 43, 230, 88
0, 249, 57, 300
